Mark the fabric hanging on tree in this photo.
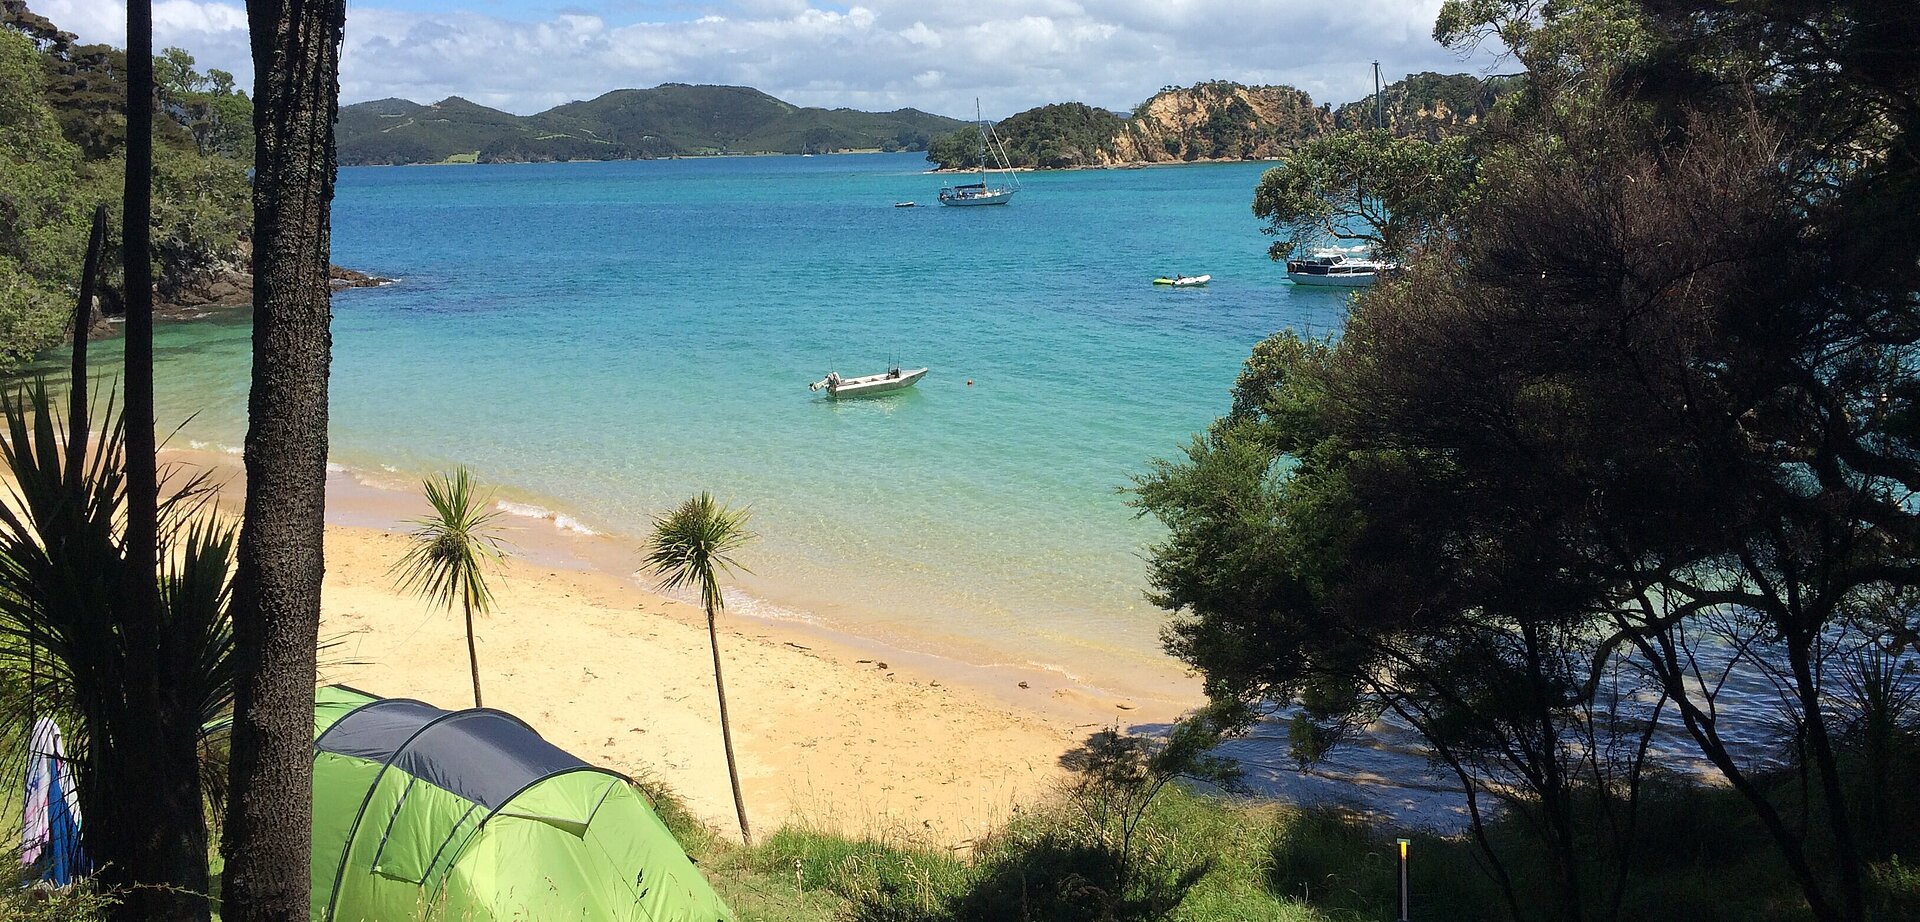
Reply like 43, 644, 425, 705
21, 718, 87, 885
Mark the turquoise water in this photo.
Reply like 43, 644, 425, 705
133, 152, 1353, 699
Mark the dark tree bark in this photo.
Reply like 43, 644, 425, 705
221, 0, 344, 919
108, 3, 213, 919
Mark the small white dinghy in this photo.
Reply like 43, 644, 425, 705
810, 367, 928, 398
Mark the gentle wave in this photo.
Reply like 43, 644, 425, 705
980, 660, 1090, 684
494, 499, 602, 536
720, 588, 822, 624
181, 439, 244, 457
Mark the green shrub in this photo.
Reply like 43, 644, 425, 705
0, 874, 116, 922
1870, 855, 1920, 918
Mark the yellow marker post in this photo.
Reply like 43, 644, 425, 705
1396, 838, 1411, 921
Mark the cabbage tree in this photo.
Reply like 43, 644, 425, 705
645, 493, 754, 844
393, 468, 504, 708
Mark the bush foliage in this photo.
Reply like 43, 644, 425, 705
0, 4, 252, 372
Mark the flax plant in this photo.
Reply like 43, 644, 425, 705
645, 492, 755, 844
0, 380, 237, 914
393, 468, 504, 708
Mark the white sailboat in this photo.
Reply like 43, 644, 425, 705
939, 100, 1019, 207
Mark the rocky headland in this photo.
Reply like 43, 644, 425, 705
926, 73, 1519, 171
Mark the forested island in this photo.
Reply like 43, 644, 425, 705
926, 73, 1517, 170
0, 1, 254, 369
336, 86, 968, 166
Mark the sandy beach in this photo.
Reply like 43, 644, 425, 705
168, 450, 1198, 847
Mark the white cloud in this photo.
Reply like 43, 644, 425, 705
29, 0, 1502, 118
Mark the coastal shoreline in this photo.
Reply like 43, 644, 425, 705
169, 444, 1205, 722
166, 447, 1200, 844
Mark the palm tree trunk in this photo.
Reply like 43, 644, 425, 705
105, 4, 213, 919
465, 596, 483, 708
707, 605, 752, 844
222, 0, 346, 919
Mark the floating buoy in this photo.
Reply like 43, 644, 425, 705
967, 379, 973, 386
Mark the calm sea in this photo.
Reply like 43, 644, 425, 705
85, 153, 1501, 821
131, 152, 1352, 695
84, 151, 1817, 825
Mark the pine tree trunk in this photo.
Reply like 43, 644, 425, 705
221, 0, 345, 919
465, 597, 483, 708
101, 3, 213, 919
707, 606, 752, 844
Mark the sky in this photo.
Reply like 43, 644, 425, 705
32, 0, 1508, 119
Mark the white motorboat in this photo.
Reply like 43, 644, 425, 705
1286, 247, 1392, 287
809, 367, 928, 398
1153, 274, 1211, 287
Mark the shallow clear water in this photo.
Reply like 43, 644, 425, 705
129, 153, 1353, 699
75, 152, 1849, 827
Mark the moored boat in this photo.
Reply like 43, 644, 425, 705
1153, 274, 1211, 287
810, 367, 928, 398
939, 182, 1015, 206
1285, 248, 1391, 287
939, 100, 1020, 207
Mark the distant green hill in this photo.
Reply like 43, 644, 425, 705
336, 96, 525, 165
336, 84, 969, 165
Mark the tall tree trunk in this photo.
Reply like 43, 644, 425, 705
1636, 630, 1845, 922
1522, 622, 1582, 922
1788, 634, 1866, 922
707, 606, 752, 844
111, 4, 213, 919
465, 597, 482, 708
222, 1, 345, 919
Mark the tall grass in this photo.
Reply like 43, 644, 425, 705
664, 771, 1917, 922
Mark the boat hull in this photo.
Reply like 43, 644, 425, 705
1153, 275, 1211, 287
821, 367, 929, 398
938, 190, 1015, 207
1286, 271, 1376, 287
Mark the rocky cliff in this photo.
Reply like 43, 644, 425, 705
928, 75, 1518, 170
1108, 82, 1331, 165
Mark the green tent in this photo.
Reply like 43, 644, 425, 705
308, 685, 731, 922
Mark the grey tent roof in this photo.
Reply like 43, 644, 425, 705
315, 697, 589, 810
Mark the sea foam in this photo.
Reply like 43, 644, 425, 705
495, 499, 601, 536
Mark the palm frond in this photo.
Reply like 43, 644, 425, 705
161, 517, 237, 729
644, 492, 754, 614
391, 467, 505, 615
0, 380, 133, 759
0, 378, 237, 824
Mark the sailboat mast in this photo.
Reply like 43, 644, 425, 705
1373, 61, 1384, 131
976, 98, 986, 178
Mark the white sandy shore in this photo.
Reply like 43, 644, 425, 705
168, 449, 1199, 846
